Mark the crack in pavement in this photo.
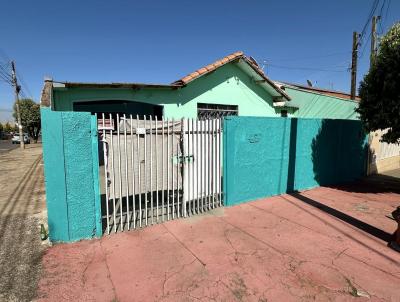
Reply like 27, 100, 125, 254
99, 240, 118, 301
162, 224, 206, 267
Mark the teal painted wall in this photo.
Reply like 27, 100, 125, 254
41, 108, 69, 241
223, 116, 367, 206
285, 87, 359, 120
41, 108, 101, 242
52, 63, 282, 118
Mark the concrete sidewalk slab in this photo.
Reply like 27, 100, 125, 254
37, 184, 400, 302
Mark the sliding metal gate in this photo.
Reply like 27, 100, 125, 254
98, 114, 223, 234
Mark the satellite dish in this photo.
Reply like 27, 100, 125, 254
306, 80, 313, 87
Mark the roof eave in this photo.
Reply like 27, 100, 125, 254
52, 81, 181, 90
240, 57, 291, 102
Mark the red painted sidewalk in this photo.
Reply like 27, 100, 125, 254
37, 182, 400, 301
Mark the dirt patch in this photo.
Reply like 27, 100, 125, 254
0, 145, 48, 301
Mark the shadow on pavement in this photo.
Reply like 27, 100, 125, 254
289, 192, 393, 243
326, 173, 400, 194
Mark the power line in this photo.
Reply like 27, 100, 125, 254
265, 63, 348, 73
261, 51, 351, 63
0, 62, 13, 84
16, 72, 33, 99
381, 0, 391, 32
377, 0, 386, 33
359, 0, 381, 42
359, 31, 372, 59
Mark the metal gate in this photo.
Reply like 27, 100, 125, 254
98, 114, 223, 234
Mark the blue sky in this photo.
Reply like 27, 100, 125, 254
0, 0, 399, 121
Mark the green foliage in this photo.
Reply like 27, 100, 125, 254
0, 122, 3, 133
13, 98, 41, 142
4, 122, 13, 133
357, 22, 400, 144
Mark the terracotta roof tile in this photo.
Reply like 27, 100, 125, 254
197, 68, 208, 75
173, 51, 244, 85
205, 64, 215, 71
220, 57, 230, 64
171, 50, 290, 101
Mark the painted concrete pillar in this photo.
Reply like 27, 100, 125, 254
41, 108, 102, 242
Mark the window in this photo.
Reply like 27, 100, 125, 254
197, 103, 238, 120
281, 110, 288, 118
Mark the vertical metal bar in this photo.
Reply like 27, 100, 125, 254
200, 119, 204, 212
219, 118, 223, 206
187, 119, 191, 215
191, 118, 195, 213
155, 116, 159, 223
210, 118, 213, 209
123, 114, 130, 230
181, 118, 186, 218
162, 118, 165, 221
217, 118, 221, 206
177, 120, 180, 218
102, 114, 110, 234
167, 118, 170, 220
117, 113, 124, 231
137, 115, 142, 227
196, 119, 200, 213
144, 115, 148, 226
150, 116, 153, 225
130, 115, 136, 229
208, 119, 212, 210
109, 113, 117, 232
214, 119, 217, 208
171, 119, 175, 219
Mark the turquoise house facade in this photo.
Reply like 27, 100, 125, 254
40, 51, 361, 242
45, 51, 293, 119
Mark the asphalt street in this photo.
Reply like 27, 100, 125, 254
0, 140, 18, 153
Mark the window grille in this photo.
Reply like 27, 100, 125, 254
197, 103, 238, 120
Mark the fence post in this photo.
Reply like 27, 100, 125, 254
91, 115, 102, 237
223, 117, 229, 206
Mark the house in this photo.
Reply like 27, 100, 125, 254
41, 52, 298, 119
39, 51, 372, 242
275, 82, 359, 120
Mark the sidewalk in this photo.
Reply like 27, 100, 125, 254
37, 177, 400, 302
0, 144, 47, 302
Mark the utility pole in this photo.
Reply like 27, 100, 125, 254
370, 16, 381, 68
11, 61, 24, 149
350, 31, 359, 100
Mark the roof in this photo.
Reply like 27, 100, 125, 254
276, 81, 361, 101
172, 51, 244, 85
43, 51, 291, 107
172, 51, 291, 101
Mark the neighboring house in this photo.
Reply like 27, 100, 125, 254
41, 51, 295, 119
274, 82, 360, 120
368, 129, 400, 174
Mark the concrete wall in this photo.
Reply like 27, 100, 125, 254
285, 87, 359, 120
52, 64, 285, 118
41, 108, 101, 242
223, 117, 367, 206
368, 130, 400, 174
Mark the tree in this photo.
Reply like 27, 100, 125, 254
0, 122, 3, 138
4, 122, 13, 133
357, 23, 400, 144
13, 99, 41, 143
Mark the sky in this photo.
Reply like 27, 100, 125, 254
0, 0, 399, 122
